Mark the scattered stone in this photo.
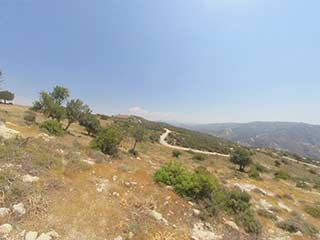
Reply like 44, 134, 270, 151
149, 210, 168, 225
234, 183, 274, 197
128, 232, 134, 239
37, 233, 52, 240
0, 224, 13, 235
96, 179, 110, 193
46, 230, 59, 238
193, 209, 201, 216
25, 231, 38, 240
114, 236, 123, 240
112, 192, 120, 197
0, 208, 10, 218
259, 199, 273, 210
188, 201, 195, 206
278, 202, 292, 212
82, 159, 95, 165
13, 202, 26, 215
191, 222, 222, 240
112, 176, 117, 181
223, 219, 239, 231
22, 174, 40, 183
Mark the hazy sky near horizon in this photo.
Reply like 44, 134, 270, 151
1, 0, 320, 124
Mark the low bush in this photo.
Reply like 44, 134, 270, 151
276, 217, 318, 235
304, 205, 320, 219
154, 161, 261, 235
274, 170, 291, 180
40, 120, 64, 136
24, 111, 36, 124
91, 125, 123, 156
248, 166, 262, 180
192, 154, 206, 161
65, 158, 91, 172
172, 150, 182, 158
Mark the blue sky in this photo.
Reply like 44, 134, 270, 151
1, 0, 320, 124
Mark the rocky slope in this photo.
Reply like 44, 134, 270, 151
0, 105, 319, 240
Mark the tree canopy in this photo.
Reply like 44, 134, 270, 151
230, 148, 253, 172
0, 91, 15, 103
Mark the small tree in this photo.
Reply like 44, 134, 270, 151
0, 91, 14, 104
65, 99, 90, 130
230, 149, 252, 172
50, 86, 69, 105
79, 113, 101, 136
92, 125, 123, 156
130, 126, 144, 154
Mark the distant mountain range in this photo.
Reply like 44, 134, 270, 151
188, 121, 320, 161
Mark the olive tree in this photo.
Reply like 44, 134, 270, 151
230, 149, 253, 172
65, 99, 90, 130
0, 91, 14, 104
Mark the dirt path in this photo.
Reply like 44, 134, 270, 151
159, 128, 230, 158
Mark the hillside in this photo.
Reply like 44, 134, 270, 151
190, 122, 320, 162
0, 105, 320, 240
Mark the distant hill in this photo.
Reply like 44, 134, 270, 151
190, 122, 320, 161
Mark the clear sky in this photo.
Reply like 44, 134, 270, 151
1, 0, 320, 124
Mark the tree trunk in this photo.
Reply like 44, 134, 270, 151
132, 140, 137, 151
64, 121, 72, 131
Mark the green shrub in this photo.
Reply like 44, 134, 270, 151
154, 162, 261, 235
192, 153, 206, 161
154, 161, 187, 186
248, 167, 262, 180
305, 205, 320, 219
40, 120, 64, 136
172, 150, 182, 158
276, 217, 318, 235
24, 111, 36, 124
274, 170, 291, 180
254, 163, 268, 173
91, 125, 123, 156
237, 209, 262, 235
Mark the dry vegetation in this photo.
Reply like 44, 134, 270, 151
0, 104, 319, 240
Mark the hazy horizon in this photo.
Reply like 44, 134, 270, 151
2, 1, 320, 124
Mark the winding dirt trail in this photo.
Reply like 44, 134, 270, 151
159, 128, 230, 158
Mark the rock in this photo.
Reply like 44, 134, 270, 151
114, 236, 123, 240
82, 159, 95, 165
278, 202, 292, 212
13, 202, 26, 215
128, 232, 134, 239
191, 222, 222, 240
112, 176, 117, 181
0, 224, 13, 235
259, 199, 273, 210
234, 183, 274, 197
0, 123, 19, 139
112, 192, 120, 197
46, 230, 59, 238
223, 219, 239, 231
25, 231, 38, 240
149, 210, 168, 225
22, 174, 40, 183
37, 233, 52, 240
0, 208, 10, 218
96, 179, 110, 193
193, 209, 201, 216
